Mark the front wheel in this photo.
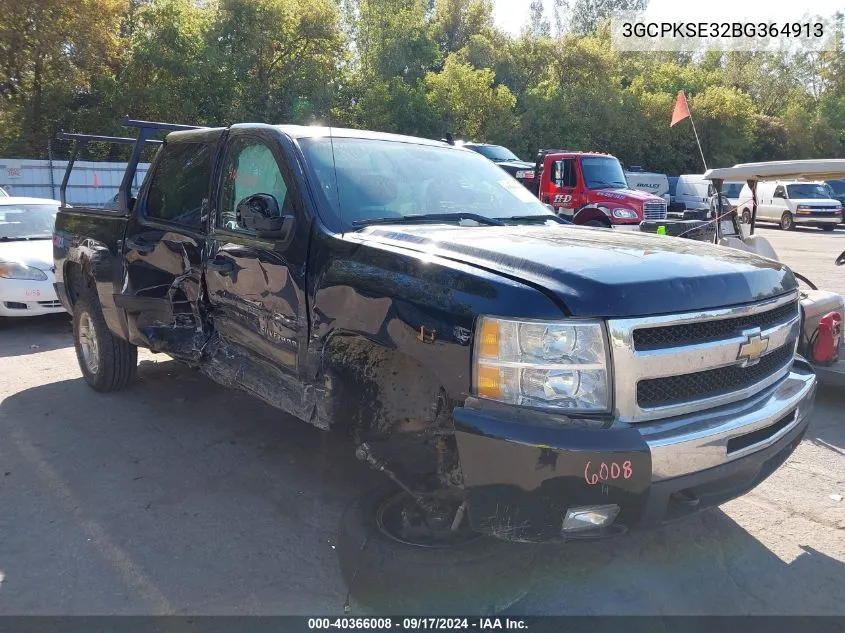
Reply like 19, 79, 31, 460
337, 484, 537, 614
584, 219, 608, 228
73, 297, 137, 392
821, 225, 836, 232
780, 212, 795, 231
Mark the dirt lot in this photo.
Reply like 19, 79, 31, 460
1, 225, 844, 615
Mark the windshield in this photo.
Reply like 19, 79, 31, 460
581, 157, 628, 189
470, 145, 520, 162
722, 183, 743, 198
299, 138, 549, 230
827, 179, 845, 196
0, 204, 58, 239
786, 183, 833, 199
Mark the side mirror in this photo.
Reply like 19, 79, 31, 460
236, 193, 295, 241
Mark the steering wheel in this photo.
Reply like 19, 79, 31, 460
836, 249, 845, 266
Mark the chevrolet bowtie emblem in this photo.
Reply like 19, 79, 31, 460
737, 329, 769, 366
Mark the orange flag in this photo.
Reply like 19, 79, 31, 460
670, 90, 691, 127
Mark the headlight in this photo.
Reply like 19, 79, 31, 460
796, 204, 812, 210
474, 317, 610, 412
612, 208, 638, 219
0, 262, 48, 280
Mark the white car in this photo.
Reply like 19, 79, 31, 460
0, 197, 67, 318
738, 181, 842, 231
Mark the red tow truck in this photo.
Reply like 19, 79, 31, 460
533, 150, 669, 228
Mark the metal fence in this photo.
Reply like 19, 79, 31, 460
0, 158, 150, 207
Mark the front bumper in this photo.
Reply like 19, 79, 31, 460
0, 275, 66, 317
793, 214, 840, 226
453, 360, 816, 542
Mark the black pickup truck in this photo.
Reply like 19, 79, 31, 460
54, 119, 816, 612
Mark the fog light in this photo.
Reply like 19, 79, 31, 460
562, 504, 620, 533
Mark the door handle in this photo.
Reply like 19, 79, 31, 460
125, 236, 155, 254
207, 257, 234, 275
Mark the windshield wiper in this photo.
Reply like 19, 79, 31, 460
589, 180, 625, 189
353, 213, 506, 227
0, 235, 51, 241
502, 214, 570, 224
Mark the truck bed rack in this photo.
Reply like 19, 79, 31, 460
56, 116, 206, 209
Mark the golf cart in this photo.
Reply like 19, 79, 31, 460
705, 160, 845, 387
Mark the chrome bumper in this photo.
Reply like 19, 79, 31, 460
794, 215, 841, 224
638, 361, 816, 481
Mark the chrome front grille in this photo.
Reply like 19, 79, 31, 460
643, 202, 668, 220
607, 293, 800, 423
637, 344, 794, 408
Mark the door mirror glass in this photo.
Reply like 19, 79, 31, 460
237, 193, 283, 232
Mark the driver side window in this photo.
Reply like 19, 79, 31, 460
218, 138, 291, 234
774, 185, 786, 199
559, 159, 576, 187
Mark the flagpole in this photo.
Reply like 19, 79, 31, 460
687, 114, 707, 171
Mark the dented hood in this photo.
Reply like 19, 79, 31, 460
354, 224, 796, 317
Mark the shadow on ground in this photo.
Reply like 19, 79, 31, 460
1, 359, 843, 614
0, 313, 72, 357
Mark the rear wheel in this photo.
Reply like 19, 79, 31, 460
337, 484, 537, 614
821, 225, 836, 232
780, 212, 795, 231
741, 209, 752, 224
73, 296, 137, 392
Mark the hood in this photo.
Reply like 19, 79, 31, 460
354, 224, 795, 317
593, 188, 664, 205
0, 239, 54, 271
791, 197, 841, 206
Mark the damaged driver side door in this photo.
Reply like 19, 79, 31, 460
120, 132, 221, 358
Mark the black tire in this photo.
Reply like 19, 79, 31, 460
584, 219, 608, 228
780, 212, 795, 231
821, 225, 836, 232
73, 296, 137, 392
337, 485, 537, 615
741, 209, 752, 224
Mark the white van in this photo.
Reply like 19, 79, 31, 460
737, 181, 842, 231
673, 174, 712, 210
624, 169, 671, 206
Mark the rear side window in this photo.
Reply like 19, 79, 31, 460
144, 142, 211, 228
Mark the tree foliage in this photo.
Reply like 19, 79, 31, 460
0, 0, 843, 174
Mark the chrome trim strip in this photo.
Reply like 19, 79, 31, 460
642, 366, 816, 480
607, 292, 799, 423
633, 317, 799, 379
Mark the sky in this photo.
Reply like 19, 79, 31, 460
493, 0, 845, 36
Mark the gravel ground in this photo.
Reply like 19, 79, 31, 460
0, 225, 843, 615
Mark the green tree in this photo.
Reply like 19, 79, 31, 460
0, 0, 127, 156
431, 0, 494, 58
425, 54, 517, 141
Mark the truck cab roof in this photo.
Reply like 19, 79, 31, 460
166, 124, 453, 149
